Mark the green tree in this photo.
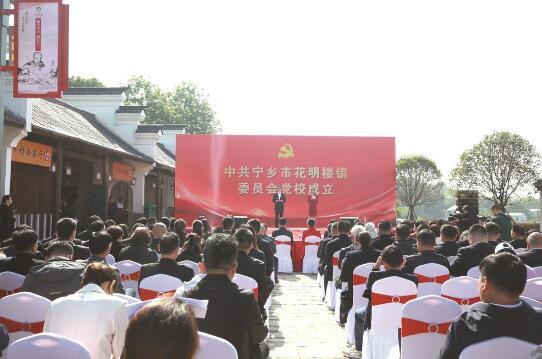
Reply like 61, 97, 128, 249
397, 155, 445, 220
124, 76, 173, 124
450, 131, 541, 208
69, 76, 105, 87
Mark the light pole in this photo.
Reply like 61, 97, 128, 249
535, 179, 542, 228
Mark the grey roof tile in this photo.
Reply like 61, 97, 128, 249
116, 106, 146, 114
155, 143, 175, 169
64, 87, 128, 96
136, 124, 163, 134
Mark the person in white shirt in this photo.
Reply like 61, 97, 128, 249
44, 262, 129, 359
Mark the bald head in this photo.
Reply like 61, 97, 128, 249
527, 232, 542, 249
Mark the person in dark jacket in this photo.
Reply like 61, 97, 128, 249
119, 227, 159, 265
484, 222, 501, 247
518, 232, 542, 268
0, 228, 43, 275
185, 234, 269, 359
435, 224, 460, 257
173, 219, 188, 246
440, 253, 542, 358
106, 225, 124, 260
318, 222, 338, 272
0, 195, 15, 242
46, 218, 90, 261
76, 215, 101, 242
139, 232, 194, 283
510, 224, 528, 249
176, 233, 203, 263
324, 220, 352, 289
271, 217, 294, 245
403, 229, 450, 274
249, 219, 274, 277
394, 223, 417, 255
450, 224, 494, 277
370, 220, 394, 251
490, 203, 512, 243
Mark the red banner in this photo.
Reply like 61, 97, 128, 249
175, 135, 396, 227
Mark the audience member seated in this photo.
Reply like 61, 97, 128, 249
80, 220, 106, 246
107, 225, 124, 260
174, 219, 188, 246
510, 224, 528, 249
0, 228, 43, 275
185, 234, 269, 359
248, 219, 274, 277
47, 218, 91, 260
370, 220, 394, 251
1, 224, 44, 258
364, 222, 379, 241
450, 224, 494, 277
0, 324, 7, 353
150, 222, 168, 251
324, 220, 352, 291
518, 232, 542, 267
435, 224, 460, 257
403, 229, 450, 274
242, 224, 266, 265
272, 218, 294, 245
302, 218, 321, 240
82, 231, 124, 294
104, 219, 116, 229
148, 217, 158, 228
191, 219, 205, 239
76, 215, 101, 242
221, 216, 235, 235
235, 227, 272, 317
119, 227, 159, 265
22, 241, 86, 300
318, 222, 338, 291
177, 233, 203, 263
394, 223, 417, 255
353, 245, 417, 351
139, 232, 194, 283
136, 217, 149, 227
338, 224, 366, 268
44, 262, 129, 359
121, 297, 199, 359
440, 252, 542, 358
485, 222, 501, 246
490, 203, 512, 242
159, 217, 170, 229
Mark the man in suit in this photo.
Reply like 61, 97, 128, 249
370, 220, 395, 251
45, 218, 90, 261
76, 215, 101, 243
0, 228, 43, 275
235, 227, 272, 317
484, 222, 501, 246
271, 217, 294, 245
490, 203, 512, 242
403, 229, 450, 274
185, 234, 269, 359
119, 227, 159, 265
318, 221, 338, 283
435, 224, 460, 257
324, 220, 352, 293
450, 224, 494, 277
353, 245, 417, 351
510, 224, 528, 249
394, 223, 417, 255
139, 232, 194, 283
272, 187, 286, 228
518, 232, 542, 267
248, 219, 275, 278
440, 253, 542, 358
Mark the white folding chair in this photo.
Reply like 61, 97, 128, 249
139, 274, 183, 301
447, 256, 456, 265
400, 295, 462, 359
532, 266, 542, 278
325, 250, 341, 309
105, 254, 116, 265
302, 236, 321, 274
7, 333, 91, 359
521, 296, 542, 309
0, 272, 25, 299
335, 282, 347, 323
0, 292, 50, 346
466, 266, 480, 279
414, 263, 450, 297
362, 277, 418, 359
274, 235, 291, 246
275, 244, 293, 273
440, 276, 480, 311
522, 278, 542, 302
458, 337, 537, 359
180, 260, 201, 274
346, 263, 374, 344
113, 260, 142, 299
525, 265, 537, 279
232, 273, 259, 301
196, 331, 238, 359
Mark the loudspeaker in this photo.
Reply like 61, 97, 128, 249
456, 190, 479, 217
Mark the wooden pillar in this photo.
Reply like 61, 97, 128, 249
53, 144, 63, 225
103, 153, 110, 217
156, 170, 162, 218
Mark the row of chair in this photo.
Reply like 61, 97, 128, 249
274, 235, 321, 274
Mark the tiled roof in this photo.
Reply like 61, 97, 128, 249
63, 87, 128, 96
155, 143, 175, 169
116, 106, 146, 114
32, 99, 152, 162
162, 124, 186, 131
4, 108, 25, 128
135, 124, 163, 134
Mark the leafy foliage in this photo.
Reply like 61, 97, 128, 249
68, 76, 105, 88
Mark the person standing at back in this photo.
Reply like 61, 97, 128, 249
272, 186, 286, 228
490, 203, 512, 243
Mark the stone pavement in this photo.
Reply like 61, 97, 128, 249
268, 273, 361, 359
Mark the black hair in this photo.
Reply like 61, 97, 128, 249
381, 245, 403, 267
395, 224, 411, 241
378, 220, 392, 232
247, 218, 261, 233
338, 220, 351, 234
160, 232, 180, 255
203, 234, 238, 270
89, 220, 105, 233
136, 217, 149, 226
484, 222, 500, 237
441, 224, 459, 241
417, 229, 436, 246
159, 217, 170, 229
278, 218, 288, 226
12, 228, 38, 253
234, 227, 254, 251
480, 252, 526, 296
47, 241, 74, 259
89, 231, 112, 255
56, 217, 77, 240
222, 216, 234, 231
357, 232, 372, 251
469, 224, 487, 238
307, 218, 316, 227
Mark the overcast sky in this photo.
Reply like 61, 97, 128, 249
65, 0, 542, 177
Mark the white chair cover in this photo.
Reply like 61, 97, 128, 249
335, 282, 347, 323
7, 333, 91, 359
138, 274, 183, 300
0, 292, 51, 346
113, 260, 142, 299
362, 276, 417, 359
180, 260, 201, 274
325, 250, 341, 309
521, 296, 542, 309
414, 263, 450, 297
274, 235, 291, 245
275, 244, 293, 273
400, 295, 462, 359
105, 254, 115, 265
458, 337, 537, 359
0, 272, 25, 299
525, 265, 537, 280
302, 236, 321, 274
466, 266, 480, 279
346, 263, 374, 344
447, 256, 456, 265
232, 274, 258, 300
522, 278, 542, 302
440, 276, 480, 311
532, 266, 542, 278
196, 331, 238, 359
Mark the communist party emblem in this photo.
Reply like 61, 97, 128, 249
278, 144, 294, 158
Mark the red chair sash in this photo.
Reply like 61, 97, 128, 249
353, 274, 368, 286
401, 317, 451, 337
442, 294, 480, 306
332, 257, 339, 266
372, 292, 417, 306
198, 262, 204, 272
253, 287, 259, 300
0, 287, 20, 298
0, 316, 44, 334
120, 271, 140, 282
276, 241, 291, 246
139, 288, 176, 301
416, 274, 449, 284
303, 242, 320, 247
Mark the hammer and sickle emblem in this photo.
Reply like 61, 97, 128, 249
278, 144, 294, 158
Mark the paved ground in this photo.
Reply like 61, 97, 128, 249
268, 273, 361, 359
